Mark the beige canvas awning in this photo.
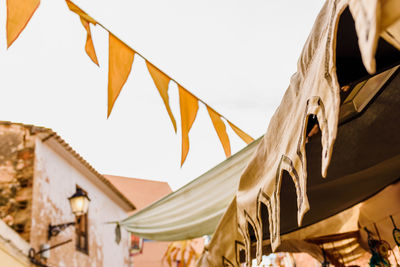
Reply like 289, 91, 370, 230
197, 0, 400, 266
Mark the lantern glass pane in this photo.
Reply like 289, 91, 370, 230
69, 196, 89, 216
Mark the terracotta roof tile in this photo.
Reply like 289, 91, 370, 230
104, 175, 172, 210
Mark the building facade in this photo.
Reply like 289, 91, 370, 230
0, 122, 135, 266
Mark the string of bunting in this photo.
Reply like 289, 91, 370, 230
5, 0, 254, 165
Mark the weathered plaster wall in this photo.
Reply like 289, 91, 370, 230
31, 139, 130, 267
0, 124, 36, 242
0, 219, 31, 267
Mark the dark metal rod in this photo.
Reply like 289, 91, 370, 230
35, 239, 72, 255
373, 223, 382, 241
48, 221, 75, 240
390, 215, 397, 228
364, 227, 373, 236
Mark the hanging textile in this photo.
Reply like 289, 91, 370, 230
197, 0, 400, 266
116, 138, 261, 241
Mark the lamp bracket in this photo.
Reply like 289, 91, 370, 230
29, 239, 72, 267
48, 222, 75, 240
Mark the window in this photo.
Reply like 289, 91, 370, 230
129, 234, 143, 256
75, 186, 89, 254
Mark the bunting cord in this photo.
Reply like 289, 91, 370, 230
68, 0, 249, 134
5, 0, 254, 166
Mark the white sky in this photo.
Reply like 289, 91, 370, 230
0, 0, 323, 190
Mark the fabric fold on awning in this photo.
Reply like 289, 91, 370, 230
118, 139, 260, 241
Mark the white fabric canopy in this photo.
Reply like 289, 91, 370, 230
118, 139, 260, 241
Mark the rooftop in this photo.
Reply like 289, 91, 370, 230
105, 175, 172, 210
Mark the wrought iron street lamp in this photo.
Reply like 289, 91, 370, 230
68, 188, 90, 216
48, 187, 90, 240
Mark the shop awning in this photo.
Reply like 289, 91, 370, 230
198, 0, 400, 265
118, 138, 260, 241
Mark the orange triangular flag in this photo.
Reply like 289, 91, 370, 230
163, 244, 175, 267
65, 0, 99, 65
186, 250, 195, 266
207, 106, 231, 157
179, 86, 199, 166
6, 0, 40, 48
228, 121, 254, 144
146, 61, 177, 132
80, 18, 99, 65
180, 241, 187, 265
65, 0, 96, 24
108, 33, 135, 117
172, 244, 180, 261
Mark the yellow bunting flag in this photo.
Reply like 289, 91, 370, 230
186, 250, 195, 266
108, 33, 135, 117
179, 86, 199, 166
172, 246, 179, 261
65, 0, 99, 65
6, 0, 40, 48
180, 241, 187, 265
228, 121, 254, 144
186, 245, 199, 267
163, 240, 199, 267
163, 244, 176, 266
65, 0, 96, 24
80, 18, 99, 65
207, 106, 231, 157
146, 61, 177, 132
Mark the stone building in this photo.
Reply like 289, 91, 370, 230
0, 121, 136, 266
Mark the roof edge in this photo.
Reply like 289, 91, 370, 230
0, 121, 136, 211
